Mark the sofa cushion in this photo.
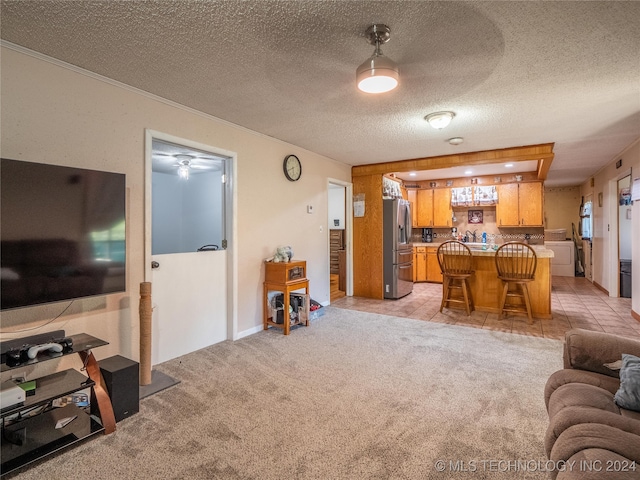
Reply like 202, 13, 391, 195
621, 407, 640, 421
545, 405, 640, 457
550, 424, 640, 479
548, 383, 621, 420
614, 353, 640, 412
545, 369, 620, 410
563, 329, 640, 378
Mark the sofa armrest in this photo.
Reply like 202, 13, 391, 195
563, 329, 640, 378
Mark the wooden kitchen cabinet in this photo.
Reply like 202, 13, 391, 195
426, 247, 443, 283
416, 190, 433, 227
496, 182, 543, 227
407, 189, 418, 228
416, 188, 452, 227
518, 182, 543, 226
433, 188, 452, 227
414, 246, 427, 282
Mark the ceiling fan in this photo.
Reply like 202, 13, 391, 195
152, 152, 216, 179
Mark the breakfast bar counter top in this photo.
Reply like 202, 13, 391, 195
411, 243, 554, 258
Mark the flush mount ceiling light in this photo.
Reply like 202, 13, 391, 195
356, 24, 399, 94
425, 111, 455, 129
448, 137, 464, 145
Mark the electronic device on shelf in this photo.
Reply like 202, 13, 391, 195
0, 381, 26, 410
27, 343, 63, 359
4, 337, 73, 367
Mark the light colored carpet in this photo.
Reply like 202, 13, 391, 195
8, 307, 564, 479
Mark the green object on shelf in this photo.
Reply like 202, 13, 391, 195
18, 379, 36, 396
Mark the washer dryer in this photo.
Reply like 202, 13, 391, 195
544, 240, 575, 277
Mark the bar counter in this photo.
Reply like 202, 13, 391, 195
415, 243, 554, 319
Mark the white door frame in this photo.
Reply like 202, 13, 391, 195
327, 178, 354, 297
607, 169, 632, 298
144, 129, 238, 342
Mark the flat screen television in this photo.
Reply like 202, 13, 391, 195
1, 158, 126, 310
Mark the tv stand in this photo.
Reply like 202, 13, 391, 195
1, 333, 116, 476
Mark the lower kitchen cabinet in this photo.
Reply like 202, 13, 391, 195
413, 246, 442, 283
426, 247, 443, 283
414, 247, 427, 282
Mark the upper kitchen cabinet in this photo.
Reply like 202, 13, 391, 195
407, 189, 418, 228
416, 189, 434, 227
496, 182, 543, 227
433, 188, 453, 227
416, 189, 452, 227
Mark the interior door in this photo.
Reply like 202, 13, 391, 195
146, 134, 231, 365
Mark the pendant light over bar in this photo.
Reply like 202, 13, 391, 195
356, 24, 399, 94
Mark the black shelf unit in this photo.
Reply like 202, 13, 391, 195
1, 334, 111, 476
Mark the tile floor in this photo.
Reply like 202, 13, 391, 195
331, 276, 640, 340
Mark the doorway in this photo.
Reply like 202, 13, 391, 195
328, 179, 353, 301
144, 130, 236, 365
618, 175, 633, 298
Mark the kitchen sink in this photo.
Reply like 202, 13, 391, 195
461, 242, 498, 251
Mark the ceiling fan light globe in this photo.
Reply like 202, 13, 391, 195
178, 164, 190, 179
356, 56, 399, 94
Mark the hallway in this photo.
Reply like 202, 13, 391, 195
331, 276, 639, 340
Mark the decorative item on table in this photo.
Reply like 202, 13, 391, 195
266, 245, 293, 263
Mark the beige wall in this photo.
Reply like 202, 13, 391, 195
0, 46, 351, 366
579, 137, 640, 316
544, 186, 581, 237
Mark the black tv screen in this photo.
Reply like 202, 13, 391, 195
1, 158, 126, 310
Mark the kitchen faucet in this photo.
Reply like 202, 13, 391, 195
465, 230, 478, 243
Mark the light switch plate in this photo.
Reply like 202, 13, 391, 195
307, 205, 314, 214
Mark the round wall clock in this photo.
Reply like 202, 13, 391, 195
283, 154, 302, 181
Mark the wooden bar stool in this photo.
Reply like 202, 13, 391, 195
437, 240, 475, 316
494, 242, 538, 324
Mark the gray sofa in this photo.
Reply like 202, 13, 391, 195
544, 329, 640, 479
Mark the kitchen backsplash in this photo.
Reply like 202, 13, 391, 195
411, 207, 544, 244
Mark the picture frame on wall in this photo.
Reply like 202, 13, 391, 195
468, 210, 483, 224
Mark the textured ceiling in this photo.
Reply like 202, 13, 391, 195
1, 0, 639, 186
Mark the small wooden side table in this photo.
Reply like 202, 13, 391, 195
263, 260, 310, 335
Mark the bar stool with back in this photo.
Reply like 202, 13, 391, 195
494, 242, 538, 324
436, 240, 475, 316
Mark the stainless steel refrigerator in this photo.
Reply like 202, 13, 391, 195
383, 198, 413, 299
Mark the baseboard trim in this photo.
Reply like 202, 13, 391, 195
593, 281, 608, 295
632, 309, 640, 323
236, 324, 263, 340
